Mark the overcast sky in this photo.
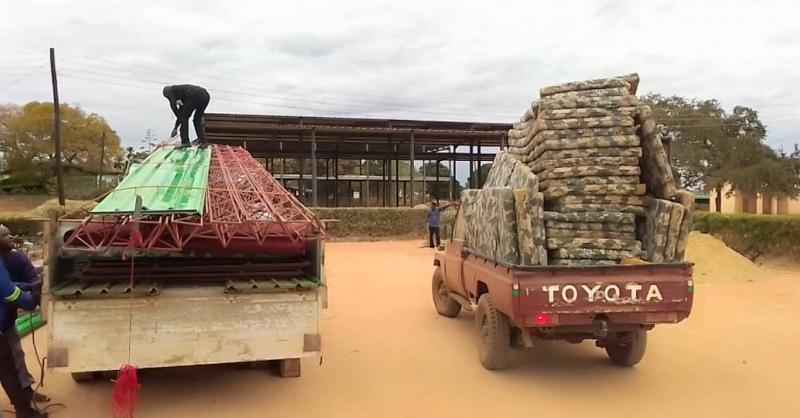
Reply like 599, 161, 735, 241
2, 0, 798, 182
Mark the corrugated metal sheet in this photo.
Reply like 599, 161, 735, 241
92, 146, 211, 216
51, 280, 161, 297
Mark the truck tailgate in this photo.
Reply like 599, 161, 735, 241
513, 263, 693, 326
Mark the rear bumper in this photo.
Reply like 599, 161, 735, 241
516, 310, 690, 328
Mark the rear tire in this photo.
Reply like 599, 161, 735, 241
605, 329, 647, 367
70, 372, 95, 383
475, 294, 511, 370
431, 268, 461, 318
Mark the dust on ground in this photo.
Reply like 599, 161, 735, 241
11, 233, 800, 418
684, 231, 768, 282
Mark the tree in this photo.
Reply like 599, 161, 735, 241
467, 163, 493, 189
0, 101, 123, 183
642, 94, 799, 212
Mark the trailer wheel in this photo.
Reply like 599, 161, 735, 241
70, 372, 95, 383
475, 294, 511, 370
605, 329, 648, 367
431, 268, 461, 318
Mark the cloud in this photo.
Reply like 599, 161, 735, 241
0, 0, 797, 172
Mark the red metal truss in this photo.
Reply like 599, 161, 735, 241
63, 145, 326, 254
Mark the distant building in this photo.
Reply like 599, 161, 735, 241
708, 184, 800, 214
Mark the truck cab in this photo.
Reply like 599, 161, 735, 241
432, 203, 694, 370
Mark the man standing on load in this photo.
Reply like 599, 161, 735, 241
162, 84, 211, 149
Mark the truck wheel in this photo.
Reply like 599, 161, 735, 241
475, 294, 511, 370
70, 372, 95, 382
605, 329, 647, 367
431, 268, 461, 318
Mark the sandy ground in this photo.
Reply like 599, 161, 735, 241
11, 236, 800, 418
0, 195, 52, 215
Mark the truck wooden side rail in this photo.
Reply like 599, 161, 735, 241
431, 205, 693, 370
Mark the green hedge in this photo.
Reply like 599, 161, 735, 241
693, 212, 800, 259
0, 217, 44, 237
312, 207, 454, 239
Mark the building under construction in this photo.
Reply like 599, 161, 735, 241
204, 114, 511, 207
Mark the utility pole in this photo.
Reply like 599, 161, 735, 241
50, 47, 65, 207
98, 131, 106, 187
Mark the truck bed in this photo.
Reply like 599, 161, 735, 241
459, 250, 693, 328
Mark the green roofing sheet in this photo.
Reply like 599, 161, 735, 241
92, 146, 211, 216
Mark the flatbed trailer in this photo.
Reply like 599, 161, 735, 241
42, 217, 326, 381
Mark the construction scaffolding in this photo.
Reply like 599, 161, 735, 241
204, 114, 511, 207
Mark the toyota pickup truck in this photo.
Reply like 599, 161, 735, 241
431, 204, 694, 370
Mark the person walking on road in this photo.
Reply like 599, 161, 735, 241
0, 226, 49, 407
425, 201, 455, 248
162, 84, 211, 149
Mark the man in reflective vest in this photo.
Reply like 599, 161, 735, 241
0, 255, 45, 418
0, 226, 49, 405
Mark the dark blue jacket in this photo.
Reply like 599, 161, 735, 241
0, 257, 36, 331
1, 251, 38, 331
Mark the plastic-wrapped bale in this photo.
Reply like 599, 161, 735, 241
538, 165, 641, 181
483, 152, 515, 188
543, 183, 646, 200
540, 176, 641, 191
539, 77, 632, 97
532, 192, 547, 264
538, 147, 642, 161
543, 211, 636, 224
483, 151, 539, 192
549, 248, 644, 261
538, 95, 639, 111
530, 156, 640, 173
513, 189, 537, 266
507, 159, 540, 192
637, 105, 677, 199
550, 259, 618, 266
461, 189, 480, 253
643, 197, 685, 263
466, 187, 519, 265
516, 127, 640, 160
527, 135, 641, 163
546, 237, 642, 252
545, 228, 636, 240
545, 220, 636, 232
673, 190, 696, 261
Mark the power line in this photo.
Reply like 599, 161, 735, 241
56, 64, 800, 125
58, 73, 360, 116
1, 65, 47, 89
59, 52, 522, 110
58, 61, 520, 117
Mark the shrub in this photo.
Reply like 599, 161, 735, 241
693, 212, 800, 259
0, 217, 44, 238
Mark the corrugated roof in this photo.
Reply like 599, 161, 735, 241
92, 146, 211, 216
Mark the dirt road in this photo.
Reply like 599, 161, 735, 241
15, 240, 800, 418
